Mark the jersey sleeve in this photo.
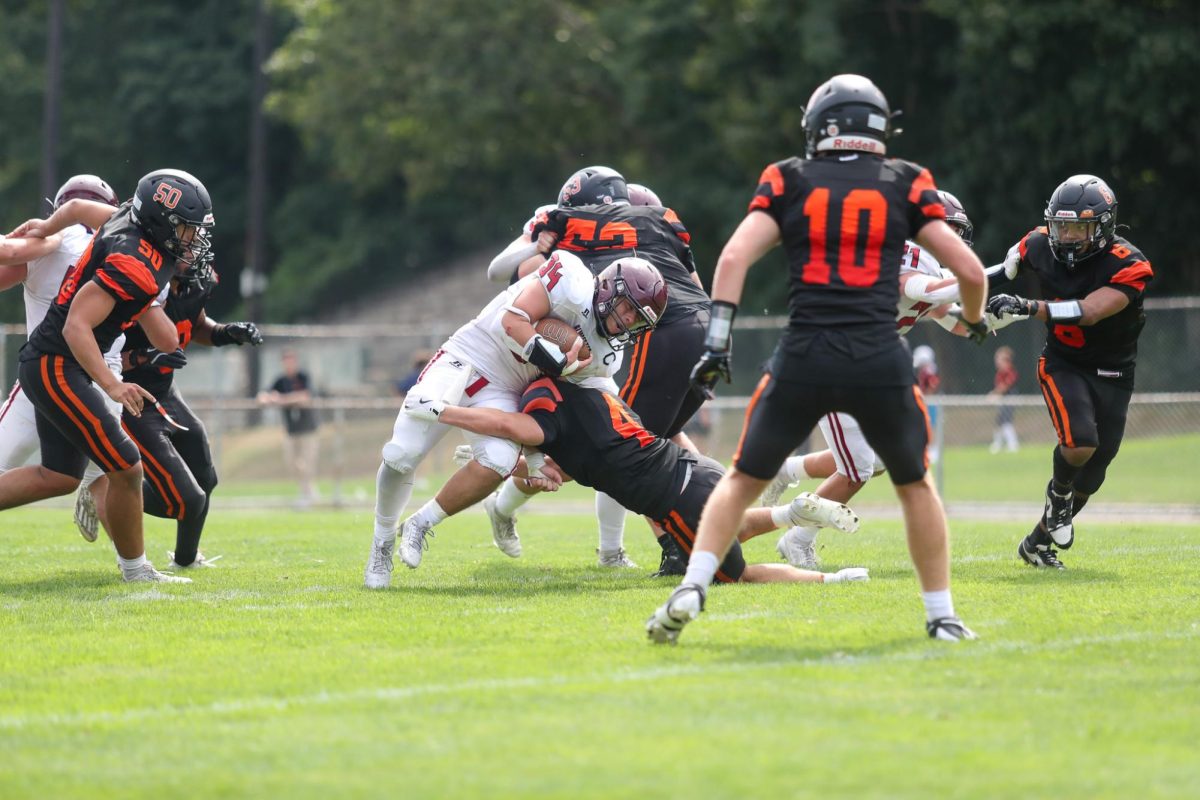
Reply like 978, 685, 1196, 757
904, 165, 946, 234
657, 208, 697, 272
1107, 252, 1154, 300
541, 254, 593, 312
520, 378, 565, 445
747, 162, 787, 225
92, 245, 161, 305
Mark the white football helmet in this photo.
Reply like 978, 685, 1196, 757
53, 174, 119, 208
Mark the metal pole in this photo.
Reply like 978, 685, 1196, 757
243, 0, 270, 405
40, 0, 64, 204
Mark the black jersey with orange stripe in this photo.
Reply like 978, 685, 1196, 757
1014, 229, 1152, 371
23, 202, 179, 361
521, 377, 695, 520
750, 154, 946, 338
541, 204, 709, 325
122, 273, 214, 396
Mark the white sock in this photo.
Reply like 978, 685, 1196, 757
596, 492, 627, 553
495, 478, 531, 518
118, 554, 147, 575
683, 550, 720, 588
783, 524, 818, 544
785, 455, 811, 483
921, 589, 955, 622
411, 499, 448, 529
374, 463, 414, 544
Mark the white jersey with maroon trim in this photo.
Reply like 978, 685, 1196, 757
23, 224, 124, 369
895, 239, 957, 335
442, 251, 622, 390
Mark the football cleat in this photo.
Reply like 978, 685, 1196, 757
759, 463, 797, 507
926, 616, 978, 642
364, 537, 395, 588
122, 562, 192, 584
646, 583, 706, 645
399, 517, 435, 569
73, 485, 99, 543
824, 567, 869, 583
651, 537, 688, 578
1043, 481, 1075, 548
167, 551, 222, 569
598, 548, 638, 568
776, 528, 820, 569
787, 491, 859, 533
1018, 536, 1065, 570
483, 493, 521, 558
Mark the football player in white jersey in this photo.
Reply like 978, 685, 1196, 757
0, 176, 127, 540
364, 251, 668, 588
767, 191, 998, 568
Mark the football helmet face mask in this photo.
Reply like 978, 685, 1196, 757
131, 169, 215, 269
53, 174, 119, 209
627, 183, 662, 207
558, 166, 630, 208
593, 257, 668, 348
1044, 174, 1117, 268
937, 190, 974, 247
802, 74, 893, 157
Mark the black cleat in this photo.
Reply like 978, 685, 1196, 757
650, 537, 688, 578
1042, 480, 1075, 549
1019, 535, 1066, 570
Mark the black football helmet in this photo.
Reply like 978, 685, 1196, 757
802, 74, 893, 157
937, 190, 974, 247
594, 256, 668, 347
1044, 174, 1117, 268
558, 166, 629, 208
131, 169, 214, 268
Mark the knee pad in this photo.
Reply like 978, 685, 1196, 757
471, 437, 521, 478
381, 440, 420, 476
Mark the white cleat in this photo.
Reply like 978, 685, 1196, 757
399, 517, 434, 569
122, 562, 192, 584
364, 537, 395, 588
598, 548, 638, 568
483, 493, 521, 558
776, 528, 820, 569
73, 486, 99, 543
167, 551, 222, 569
759, 464, 797, 507
926, 616, 978, 642
824, 567, 870, 583
787, 492, 859, 533
646, 583, 706, 644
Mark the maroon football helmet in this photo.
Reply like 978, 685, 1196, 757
593, 256, 668, 347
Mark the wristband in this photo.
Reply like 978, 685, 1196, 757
1046, 300, 1083, 325
210, 324, 233, 347
705, 301, 737, 351
524, 334, 568, 376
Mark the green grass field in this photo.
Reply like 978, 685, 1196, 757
2, 502, 1198, 799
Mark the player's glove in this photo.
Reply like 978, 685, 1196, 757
528, 208, 568, 242
986, 293, 1037, 319
211, 322, 263, 347
691, 300, 736, 399
453, 444, 474, 467
402, 393, 446, 422
130, 347, 188, 370
961, 315, 990, 345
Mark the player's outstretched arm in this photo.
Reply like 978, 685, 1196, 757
916, 221, 986, 320
10, 199, 117, 238
411, 399, 545, 447
0, 234, 61, 269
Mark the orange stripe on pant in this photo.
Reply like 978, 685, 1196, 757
121, 421, 185, 520
666, 510, 735, 584
618, 329, 653, 407
1037, 358, 1075, 447
732, 373, 771, 465
911, 386, 933, 471
53, 356, 133, 471
39, 356, 118, 473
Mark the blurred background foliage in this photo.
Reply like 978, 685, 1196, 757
2, 0, 1197, 323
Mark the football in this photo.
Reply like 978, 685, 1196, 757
535, 316, 591, 361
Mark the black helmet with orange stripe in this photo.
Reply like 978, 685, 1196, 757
1044, 174, 1117, 268
131, 168, 215, 269
558, 166, 629, 208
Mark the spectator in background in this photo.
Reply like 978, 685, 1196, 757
394, 350, 433, 396
258, 349, 320, 508
989, 346, 1020, 453
913, 345, 941, 463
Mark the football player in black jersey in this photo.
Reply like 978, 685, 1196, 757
986, 175, 1152, 570
0, 169, 213, 583
406, 377, 869, 585
87, 254, 262, 568
489, 167, 711, 570
649, 74, 989, 644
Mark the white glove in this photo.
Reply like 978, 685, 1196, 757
986, 310, 1023, 331
402, 393, 445, 422
453, 444, 474, 467
1002, 244, 1021, 280
824, 567, 870, 584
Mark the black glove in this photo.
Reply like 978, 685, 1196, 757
529, 208, 568, 241
961, 316, 990, 345
212, 322, 263, 347
690, 350, 732, 400
131, 347, 187, 370
986, 294, 1036, 318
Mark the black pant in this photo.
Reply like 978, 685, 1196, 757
616, 307, 709, 439
655, 455, 747, 582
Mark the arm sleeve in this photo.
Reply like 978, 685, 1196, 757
487, 240, 539, 283
902, 273, 962, 306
